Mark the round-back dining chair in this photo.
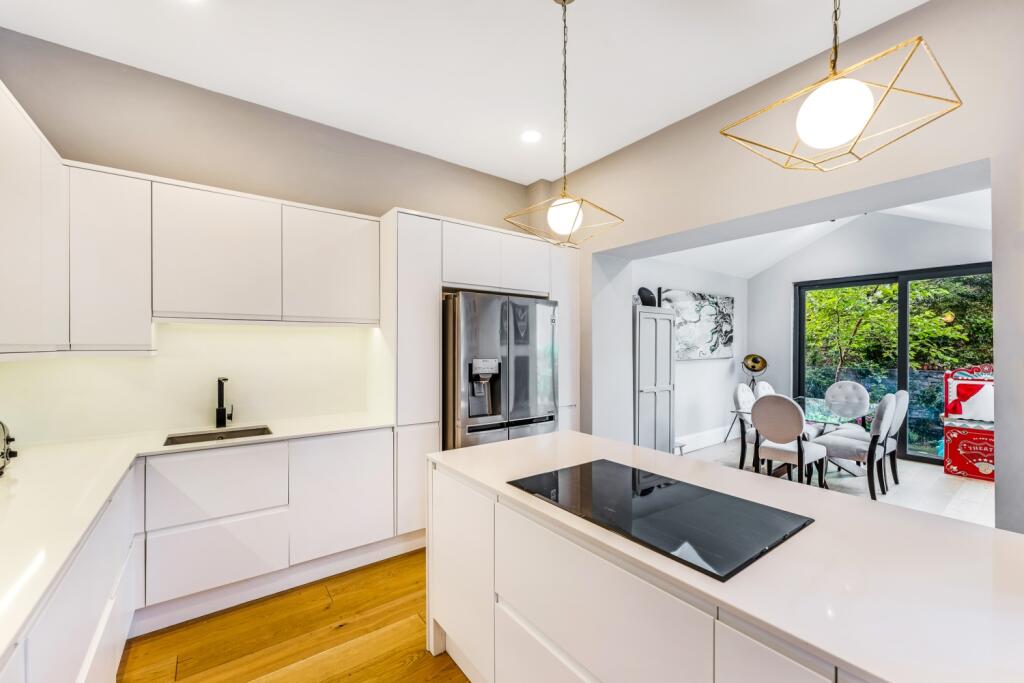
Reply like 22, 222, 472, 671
753, 381, 776, 399
825, 381, 870, 419
750, 394, 828, 486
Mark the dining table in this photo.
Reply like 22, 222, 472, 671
732, 395, 877, 477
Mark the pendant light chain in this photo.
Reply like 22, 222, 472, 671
561, 0, 569, 195
829, 0, 841, 74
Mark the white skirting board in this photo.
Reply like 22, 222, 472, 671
129, 529, 425, 637
676, 424, 739, 454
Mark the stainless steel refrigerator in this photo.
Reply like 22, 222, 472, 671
443, 291, 558, 449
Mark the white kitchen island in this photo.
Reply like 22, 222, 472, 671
426, 430, 1024, 683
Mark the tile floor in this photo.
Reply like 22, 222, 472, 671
687, 439, 995, 527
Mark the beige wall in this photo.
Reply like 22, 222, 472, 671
0, 27, 527, 225
571, 0, 1024, 530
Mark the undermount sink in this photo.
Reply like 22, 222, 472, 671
163, 425, 273, 446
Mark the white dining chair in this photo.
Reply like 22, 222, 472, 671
812, 394, 897, 500
824, 381, 870, 419
751, 395, 829, 486
834, 389, 908, 487
734, 383, 758, 471
753, 381, 775, 398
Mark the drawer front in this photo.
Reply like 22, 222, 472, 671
146, 507, 289, 605
495, 504, 714, 683
26, 472, 135, 683
146, 442, 288, 530
715, 621, 831, 683
495, 602, 586, 683
80, 538, 141, 683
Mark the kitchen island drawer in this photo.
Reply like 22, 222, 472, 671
146, 507, 289, 604
495, 503, 714, 683
146, 441, 288, 530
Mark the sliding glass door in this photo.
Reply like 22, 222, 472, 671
801, 280, 898, 404
795, 264, 992, 463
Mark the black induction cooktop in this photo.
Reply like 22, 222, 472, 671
507, 459, 813, 581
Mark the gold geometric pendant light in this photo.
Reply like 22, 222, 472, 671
504, 0, 623, 247
720, 0, 961, 172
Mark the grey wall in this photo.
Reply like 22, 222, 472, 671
569, 0, 1024, 531
0, 27, 527, 224
749, 213, 992, 394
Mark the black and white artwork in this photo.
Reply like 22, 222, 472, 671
660, 289, 734, 360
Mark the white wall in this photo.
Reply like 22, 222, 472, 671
631, 259, 748, 450
0, 323, 392, 444
749, 213, 992, 394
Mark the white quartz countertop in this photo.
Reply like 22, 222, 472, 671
428, 431, 1024, 683
0, 412, 393, 661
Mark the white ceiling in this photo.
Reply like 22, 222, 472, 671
880, 189, 992, 230
652, 217, 857, 279
0, 0, 928, 184
651, 188, 993, 278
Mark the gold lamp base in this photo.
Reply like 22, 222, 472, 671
720, 36, 961, 172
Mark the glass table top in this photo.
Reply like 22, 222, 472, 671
507, 459, 814, 582
734, 396, 875, 426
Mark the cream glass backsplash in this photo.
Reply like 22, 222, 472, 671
0, 323, 392, 445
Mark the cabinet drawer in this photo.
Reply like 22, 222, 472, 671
495, 602, 586, 683
26, 472, 135, 683
495, 504, 714, 682
146, 442, 288, 530
715, 621, 832, 683
147, 507, 289, 604
80, 538, 141, 683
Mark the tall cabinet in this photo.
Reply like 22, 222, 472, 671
551, 246, 580, 431
388, 211, 443, 535
0, 82, 69, 352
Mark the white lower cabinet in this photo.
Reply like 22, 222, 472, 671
288, 429, 394, 565
79, 537, 142, 683
429, 468, 495, 683
715, 620, 832, 683
146, 507, 289, 605
495, 602, 586, 683
494, 503, 714, 683
0, 642, 24, 683
395, 422, 438, 535
558, 405, 579, 431
26, 470, 135, 682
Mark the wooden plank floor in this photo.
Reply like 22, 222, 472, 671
118, 549, 468, 682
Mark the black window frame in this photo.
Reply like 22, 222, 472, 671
793, 261, 993, 465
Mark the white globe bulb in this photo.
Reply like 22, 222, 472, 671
547, 197, 583, 236
796, 78, 875, 150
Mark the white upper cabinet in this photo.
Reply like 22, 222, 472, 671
0, 85, 69, 352
70, 169, 152, 350
153, 183, 282, 320
397, 213, 442, 426
442, 221, 502, 288
500, 233, 549, 294
550, 245, 578, 407
282, 206, 380, 323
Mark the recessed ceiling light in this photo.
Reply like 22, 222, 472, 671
520, 130, 542, 144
